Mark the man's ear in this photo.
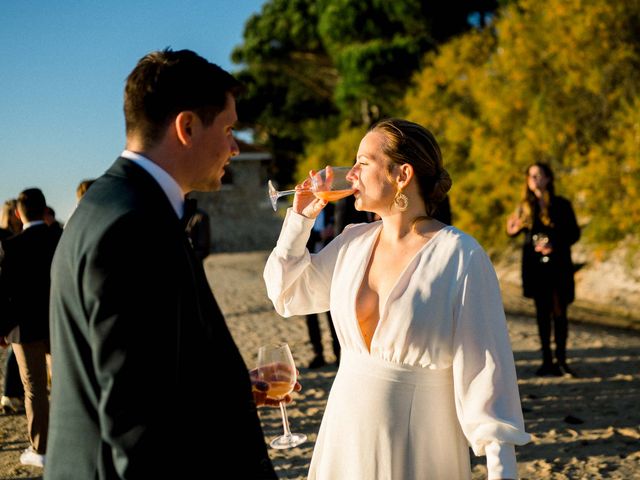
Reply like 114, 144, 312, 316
175, 111, 196, 146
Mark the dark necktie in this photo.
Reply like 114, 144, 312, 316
181, 198, 197, 230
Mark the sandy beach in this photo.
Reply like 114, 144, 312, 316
1, 250, 638, 479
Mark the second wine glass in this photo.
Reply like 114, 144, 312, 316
257, 343, 307, 449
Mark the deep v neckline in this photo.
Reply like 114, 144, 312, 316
353, 224, 451, 352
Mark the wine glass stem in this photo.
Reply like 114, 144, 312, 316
279, 401, 293, 439
277, 188, 313, 200
276, 189, 297, 198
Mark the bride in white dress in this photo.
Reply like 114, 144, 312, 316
264, 119, 530, 480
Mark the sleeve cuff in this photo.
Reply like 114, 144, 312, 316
485, 442, 517, 480
274, 208, 315, 258
469, 422, 531, 455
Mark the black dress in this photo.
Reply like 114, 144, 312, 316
520, 196, 580, 304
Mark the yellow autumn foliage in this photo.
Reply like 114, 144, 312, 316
405, 0, 640, 250
296, 124, 367, 182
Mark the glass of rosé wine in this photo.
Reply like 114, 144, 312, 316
267, 166, 355, 211
257, 343, 307, 449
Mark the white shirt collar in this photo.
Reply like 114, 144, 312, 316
121, 150, 185, 219
22, 220, 46, 230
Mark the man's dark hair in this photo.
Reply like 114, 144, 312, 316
17, 188, 46, 221
124, 48, 243, 148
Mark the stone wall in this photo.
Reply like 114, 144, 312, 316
189, 153, 284, 253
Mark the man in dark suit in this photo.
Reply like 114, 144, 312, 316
47, 49, 277, 479
0, 188, 61, 468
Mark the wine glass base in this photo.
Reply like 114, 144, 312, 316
268, 180, 279, 211
270, 433, 307, 449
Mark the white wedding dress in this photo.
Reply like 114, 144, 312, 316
264, 210, 530, 480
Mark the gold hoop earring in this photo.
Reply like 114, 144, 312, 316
394, 191, 408, 211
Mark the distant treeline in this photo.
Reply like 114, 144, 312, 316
233, 0, 640, 252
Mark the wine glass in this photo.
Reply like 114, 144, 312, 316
532, 233, 551, 263
267, 166, 355, 211
257, 343, 307, 449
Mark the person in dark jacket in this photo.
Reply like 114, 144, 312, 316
0, 188, 61, 467
507, 162, 580, 376
0, 198, 25, 412
0, 199, 22, 240
46, 49, 278, 479
305, 203, 339, 368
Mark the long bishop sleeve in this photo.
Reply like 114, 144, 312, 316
452, 247, 531, 479
264, 209, 343, 317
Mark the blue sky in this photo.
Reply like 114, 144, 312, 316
0, 0, 265, 221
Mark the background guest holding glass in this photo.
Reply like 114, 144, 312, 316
507, 162, 580, 376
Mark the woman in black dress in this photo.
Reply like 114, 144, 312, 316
507, 163, 580, 376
